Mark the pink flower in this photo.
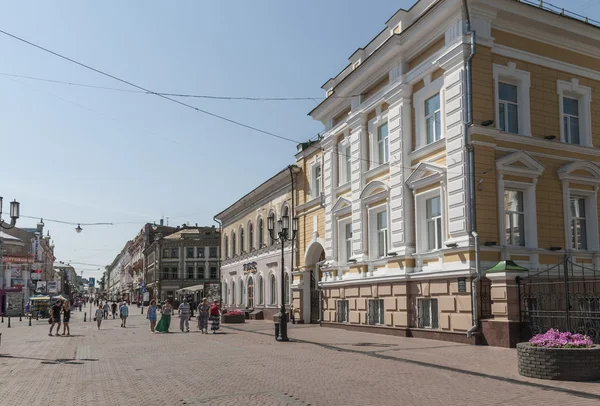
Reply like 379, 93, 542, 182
529, 328, 593, 348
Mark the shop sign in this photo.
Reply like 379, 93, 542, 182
31, 263, 42, 271
11, 279, 24, 287
243, 262, 257, 274
31, 272, 41, 281
47, 281, 58, 293
266, 262, 278, 268
3, 255, 34, 264
10, 268, 21, 278
36, 281, 47, 292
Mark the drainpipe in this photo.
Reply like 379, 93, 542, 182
213, 215, 223, 307
462, 0, 481, 339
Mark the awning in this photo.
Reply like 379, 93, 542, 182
176, 284, 204, 293
52, 295, 68, 301
30, 295, 51, 301
485, 260, 529, 273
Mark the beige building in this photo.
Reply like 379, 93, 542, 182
216, 167, 299, 320
302, 0, 600, 346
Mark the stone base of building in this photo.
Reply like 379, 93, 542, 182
480, 319, 522, 348
321, 322, 481, 345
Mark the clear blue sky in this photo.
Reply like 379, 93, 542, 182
0, 0, 597, 281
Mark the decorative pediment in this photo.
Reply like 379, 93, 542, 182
332, 196, 352, 215
406, 162, 446, 190
558, 160, 600, 185
496, 151, 544, 178
359, 180, 389, 202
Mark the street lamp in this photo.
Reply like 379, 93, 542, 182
75, 224, 82, 233
0, 197, 20, 229
267, 212, 298, 342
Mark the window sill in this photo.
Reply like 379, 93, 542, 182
410, 138, 446, 161
364, 164, 389, 180
335, 182, 351, 195
296, 196, 322, 211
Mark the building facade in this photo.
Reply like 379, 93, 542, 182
304, 0, 600, 346
216, 167, 298, 320
144, 225, 220, 303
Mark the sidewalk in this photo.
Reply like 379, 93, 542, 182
0, 312, 598, 405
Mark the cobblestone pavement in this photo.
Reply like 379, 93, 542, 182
0, 311, 599, 406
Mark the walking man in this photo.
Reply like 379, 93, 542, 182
48, 299, 62, 337
111, 302, 117, 319
102, 302, 109, 319
120, 301, 129, 328
178, 298, 190, 332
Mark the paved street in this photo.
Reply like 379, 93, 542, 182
0, 310, 599, 406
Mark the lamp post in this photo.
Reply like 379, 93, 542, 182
0, 197, 20, 230
267, 212, 298, 342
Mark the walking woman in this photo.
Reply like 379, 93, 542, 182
197, 297, 210, 334
155, 299, 173, 333
147, 299, 157, 333
62, 300, 72, 336
209, 300, 221, 334
95, 304, 104, 330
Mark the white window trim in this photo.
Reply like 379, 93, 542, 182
493, 62, 531, 136
309, 156, 322, 199
497, 179, 538, 249
368, 203, 390, 260
414, 186, 447, 254
367, 107, 389, 170
562, 185, 599, 253
338, 137, 353, 186
414, 75, 445, 149
557, 79, 592, 147
337, 217, 353, 266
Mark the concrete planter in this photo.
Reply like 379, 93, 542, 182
517, 342, 600, 381
222, 314, 245, 324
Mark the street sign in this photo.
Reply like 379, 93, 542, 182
47, 281, 58, 293
89, 277, 95, 287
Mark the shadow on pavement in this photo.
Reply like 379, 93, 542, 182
0, 354, 99, 365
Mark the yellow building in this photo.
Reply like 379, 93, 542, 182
303, 0, 600, 346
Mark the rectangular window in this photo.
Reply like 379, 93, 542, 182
345, 223, 353, 263
171, 248, 179, 258
171, 267, 178, 279
571, 197, 587, 250
312, 165, 322, 198
186, 247, 194, 258
336, 300, 349, 323
376, 211, 388, 258
417, 298, 438, 329
498, 82, 519, 134
197, 248, 205, 258
209, 247, 217, 258
162, 267, 170, 280
339, 144, 352, 185
563, 97, 580, 145
368, 299, 384, 325
197, 267, 205, 280
504, 190, 525, 246
377, 122, 389, 165
425, 93, 441, 144
210, 267, 218, 279
187, 266, 194, 279
426, 197, 442, 251
162, 249, 170, 259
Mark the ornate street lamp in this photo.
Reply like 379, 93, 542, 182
267, 211, 298, 342
0, 196, 20, 230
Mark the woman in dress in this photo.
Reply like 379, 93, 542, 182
155, 299, 173, 333
197, 297, 210, 334
62, 300, 71, 336
147, 299, 157, 333
209, 300, 221, 334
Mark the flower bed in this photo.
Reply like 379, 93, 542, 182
517, 329, 600, 381
222, 310, 245, 324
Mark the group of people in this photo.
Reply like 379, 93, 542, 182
48, 299, 72, 336
146, 297, 221, 334
94, 301, 129, 329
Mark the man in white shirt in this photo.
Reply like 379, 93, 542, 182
178, 298, 190, 333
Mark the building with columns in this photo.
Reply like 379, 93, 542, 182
303, 0, 600, 346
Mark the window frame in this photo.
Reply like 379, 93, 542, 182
269, 274, 277, 305
367, 110, 389, 169
197, 247, 205, 258
186, 266, 194, 279
336, 217, 353, 265
368, 203, 390, 260
338, 138, 352, 186
367, 299, 384, 325
336, 300, 349, 323
209, 267, 217, 279
310, 157, 322, 199
493, 62, 531, 136
239, 226, 245, 254
257, 275, 264, 305
564, 188, 599, 252
258, 217, 265, 248
413, 75, 445, 149
570, 196, 587, 250
248, 221, 254, 251
557, 79, 592, 147
415, 187, 446, 254
186, 247, 194, 258
497, 180, 538, 249
417, 298, 439, 329
424, 93, 442, 144
426, 196, 443, 251
198, 266, 205, 280
504, 189, 526, 247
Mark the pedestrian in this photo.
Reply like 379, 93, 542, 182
111, 302, 117, 319
197, 297, 210, 334
62, 300, 71, 336
94, 304, 104, 330
102, 302, 109, 319
147, 299, 157, 333
120, 301, 129, 328
25, 301, 31, 315
48, 299, 62, 337
209, 300, 221, 334
155, 299, 172, 333
178, 298, 190, 333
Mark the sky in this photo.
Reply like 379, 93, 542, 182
0, 0, 598, 282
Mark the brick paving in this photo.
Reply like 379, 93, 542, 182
0, 310, 599, 405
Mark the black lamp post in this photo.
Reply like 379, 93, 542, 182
0, 197, 20, 229
268, 212, 298, 342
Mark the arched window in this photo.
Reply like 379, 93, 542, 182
248, 222, 254, 251
239, 279, 244, 306
223, 281, 228, 304
258, 218, 264, 247
284, 273, 290, 304
257, 275, 264, 305
247, 276, 254, 308
270, 274, 277, 305
239, 226, 244, 254
231, 231, 236, 257
231, 281, 236, 306
224, 236, 229, 258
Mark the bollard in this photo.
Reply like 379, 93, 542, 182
28, 317, 32, 327
36, 313, 39, 321
84, 312, 87, 322
1, 315, 3, 323
7, 317, 10, 328
19, 313, 22, 322
141, 307, 143, 315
